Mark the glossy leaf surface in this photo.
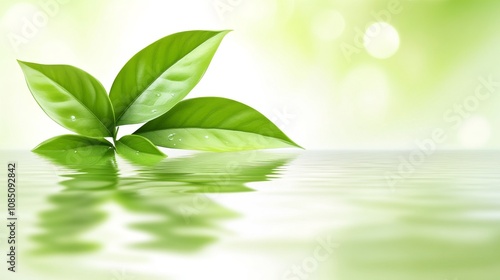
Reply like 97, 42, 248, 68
116, 135, 166, 165
109, 30, 229, 125
134, 97, 300, 151
33, 135, 114, 166
18, 61, 115, 137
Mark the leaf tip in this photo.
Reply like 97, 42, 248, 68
220, 30, 232, 36
16, 59, 28, 69
282, 140, 304, 150
31, 138, 52, 153
293, 143, 305, 150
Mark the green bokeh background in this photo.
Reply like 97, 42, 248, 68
1, 0, 499, 150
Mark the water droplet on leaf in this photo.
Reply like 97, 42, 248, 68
70, 115, 76, 121
168, 133, 175, 141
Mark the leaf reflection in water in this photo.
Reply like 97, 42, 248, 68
32, 148, 296, 254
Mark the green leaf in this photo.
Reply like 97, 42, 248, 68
134, 97, 301, 151
18, 61, 115, 137
109, 30, 230, 125
33, 135, 115, 166
115, 135, 166, 165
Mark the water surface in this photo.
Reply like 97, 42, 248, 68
1, 150, 499, 280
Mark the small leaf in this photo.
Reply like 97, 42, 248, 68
116, 135, 166, 165
33, 135, 115, 166
134, 97, 301, 151
109, 30, 230, 125
18, 61, 115, 137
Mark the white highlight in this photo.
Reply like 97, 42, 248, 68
363, 22, 400, 59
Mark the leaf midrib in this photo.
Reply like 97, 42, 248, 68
31, 67, 112, 136
116, 32, 221, 124
139, 127, 294, 144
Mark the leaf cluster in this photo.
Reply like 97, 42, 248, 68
18, 30, 300, 162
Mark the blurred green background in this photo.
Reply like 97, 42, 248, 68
1, 0, 499, 150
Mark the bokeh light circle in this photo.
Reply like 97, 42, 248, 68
363, 22, 400, 59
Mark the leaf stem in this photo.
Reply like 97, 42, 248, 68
113, 127, 119, 143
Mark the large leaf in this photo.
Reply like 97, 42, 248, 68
134, 97, 301, 151
18, 61, 115, 137
115, 135, 166, 165
33, 135, 114, 166
109, 30, 230, 125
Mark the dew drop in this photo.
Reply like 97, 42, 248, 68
73, 150, 78, 153
152, 109, 157, 113
173, 143, 176, 147
135, 151, 140, 155
156, 93, 161, 97
178, 138, 182, 142
204, 135, 209, 139
168, 133, 175, 141
70, 115, 76, 121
